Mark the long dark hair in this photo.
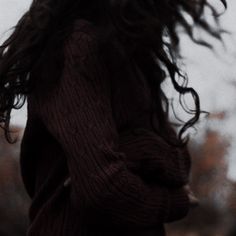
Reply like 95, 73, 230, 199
0, 0, 227, 145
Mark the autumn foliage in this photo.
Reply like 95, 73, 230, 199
0, 112, 235, 236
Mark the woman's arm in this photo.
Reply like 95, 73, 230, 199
119, 127, 191, 188
33, 25, 189, 230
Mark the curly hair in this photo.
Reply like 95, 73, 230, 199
0, 0, 227, 145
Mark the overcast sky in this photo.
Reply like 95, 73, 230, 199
0, 0, 236, 179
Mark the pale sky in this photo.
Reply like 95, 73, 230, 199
0, 0, 236, 179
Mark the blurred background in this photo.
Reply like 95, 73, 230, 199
0, 0, 236, 235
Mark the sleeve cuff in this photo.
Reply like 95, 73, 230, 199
165, 187, 190, 223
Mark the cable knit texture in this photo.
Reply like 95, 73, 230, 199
19, 18, 191, 236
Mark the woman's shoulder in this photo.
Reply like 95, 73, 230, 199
72, 18, 95, 33
64, 18, 100, 59
68, 18, 98, 43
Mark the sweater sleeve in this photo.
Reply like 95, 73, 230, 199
35, 27, 189, 230
118, 127, 191, 188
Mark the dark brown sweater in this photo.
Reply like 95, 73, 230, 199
119, 127, 191, 188
20, 18, 191, 236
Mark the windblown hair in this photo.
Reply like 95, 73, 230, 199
0, 0, 227, 145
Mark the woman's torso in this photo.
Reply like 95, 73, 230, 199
20, 18, 166, 236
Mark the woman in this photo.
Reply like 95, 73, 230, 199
0, 0, 226, 235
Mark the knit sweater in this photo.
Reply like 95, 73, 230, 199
119, 127, 191, 188
19, 18, 190, 236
